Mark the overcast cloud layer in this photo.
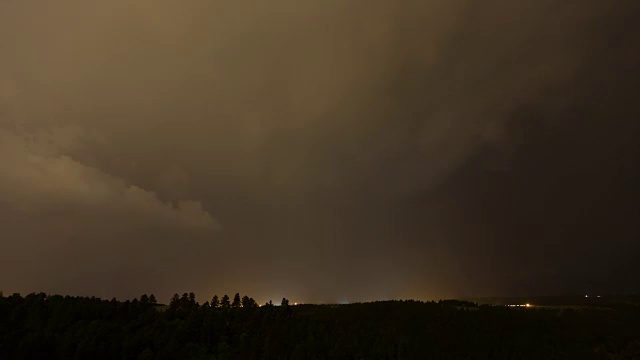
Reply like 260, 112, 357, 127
1, 0, 639, 303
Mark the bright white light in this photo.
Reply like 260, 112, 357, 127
585, 295, 589, 298
526, 304, 531, 307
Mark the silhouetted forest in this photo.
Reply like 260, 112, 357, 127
1, 292, 639, 359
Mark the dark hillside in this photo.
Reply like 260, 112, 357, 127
1, 293, 639, 359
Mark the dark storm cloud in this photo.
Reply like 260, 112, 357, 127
1, 0, 638, 302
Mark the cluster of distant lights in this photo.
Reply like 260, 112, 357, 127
506, 295, 603, 308
258, 302, 299, 307
262, 298, 605, 308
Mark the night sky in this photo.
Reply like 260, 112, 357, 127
1, 0, 639, 303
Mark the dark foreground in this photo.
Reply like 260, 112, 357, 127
1, 293, 639, 359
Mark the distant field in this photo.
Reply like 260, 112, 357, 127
530, 305, 611, 310
154, 305, 169, 312
463, 295, 640, 309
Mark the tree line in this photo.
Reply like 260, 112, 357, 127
1, 292, 639, 359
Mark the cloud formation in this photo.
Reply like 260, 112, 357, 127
0, 0, 638, 302
0, 127, 217, 229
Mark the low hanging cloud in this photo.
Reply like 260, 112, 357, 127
0, 126, 218, 229
0, 126, 222, 299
